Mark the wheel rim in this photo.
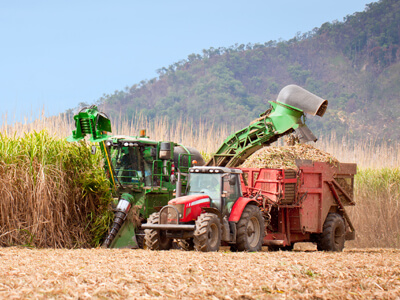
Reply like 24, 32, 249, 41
208, 223, 219, 248
247, 216, 261, 248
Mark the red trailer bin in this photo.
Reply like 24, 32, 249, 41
240, 160, 356, 250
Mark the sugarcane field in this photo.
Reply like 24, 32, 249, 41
1, 83, 400, 299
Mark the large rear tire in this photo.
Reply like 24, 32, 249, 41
194, 213, 221, 252
236, 205, 264, 252
317, 213, 345, 252
144, 213, 173, 250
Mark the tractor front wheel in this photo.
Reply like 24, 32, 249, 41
144, 213, 173, 250
194, 213, 221, 252
317, 213, 345, 252
136, 228, 145, 249
236, 205, 264, 252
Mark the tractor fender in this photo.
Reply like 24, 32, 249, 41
202, 207, 222, 220
228, 197, 259, 222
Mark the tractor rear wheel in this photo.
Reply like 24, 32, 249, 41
194, 213, 221, 252
317, 213, 345, 252
144, 213, 173, 250
236, 205, 264, 252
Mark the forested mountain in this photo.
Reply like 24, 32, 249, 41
85, 0, 400, 141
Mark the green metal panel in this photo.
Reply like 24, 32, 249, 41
144, 192, 172, 218
268, 101, 303, 133
109, 220, 138, 249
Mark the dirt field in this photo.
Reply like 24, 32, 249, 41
0, 247, 399, 299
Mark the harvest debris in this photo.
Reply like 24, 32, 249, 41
0, 248, 398, 299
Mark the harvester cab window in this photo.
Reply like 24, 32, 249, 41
115, 147, 140, 184
142, 155, 152, 186
187, 173, 222, 210
108, 145, 152, 186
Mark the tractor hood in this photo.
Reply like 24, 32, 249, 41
169, 194, 210, 206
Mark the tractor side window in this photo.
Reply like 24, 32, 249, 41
223, 175, 240, 215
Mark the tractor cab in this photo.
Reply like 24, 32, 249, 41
186, 167, 242, 216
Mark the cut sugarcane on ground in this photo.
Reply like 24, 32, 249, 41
240, 144, 339, 169
0, 248, 398, 299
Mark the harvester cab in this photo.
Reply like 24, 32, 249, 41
143, 166, 265, 252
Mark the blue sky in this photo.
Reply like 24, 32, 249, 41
1, 0, 377, 122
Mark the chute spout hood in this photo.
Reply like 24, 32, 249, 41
277, 84, 328, 117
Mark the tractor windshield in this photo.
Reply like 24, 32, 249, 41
107, 145, 152, 186
187, 173, 222, 209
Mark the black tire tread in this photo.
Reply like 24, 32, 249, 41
317, 213, 345, 252
193, 213, 221, 252
236, 205, 264, 252
144, 213, 172, 250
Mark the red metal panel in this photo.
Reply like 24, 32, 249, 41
298, 165, 323, 232
303, 173, 322, 188
241, 168, 295, 204
299, 194, 321, 232
228, 197, 259, 222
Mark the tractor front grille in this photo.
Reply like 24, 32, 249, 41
160, 205, 183, 224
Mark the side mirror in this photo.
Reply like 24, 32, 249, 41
91, 145, 97, 155
229, 176, 236, 186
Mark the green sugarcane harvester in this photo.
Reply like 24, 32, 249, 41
67, 106, 205, 248
67, 84, 328, 249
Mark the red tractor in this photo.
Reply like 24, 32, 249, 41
142, 166, 265, 252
